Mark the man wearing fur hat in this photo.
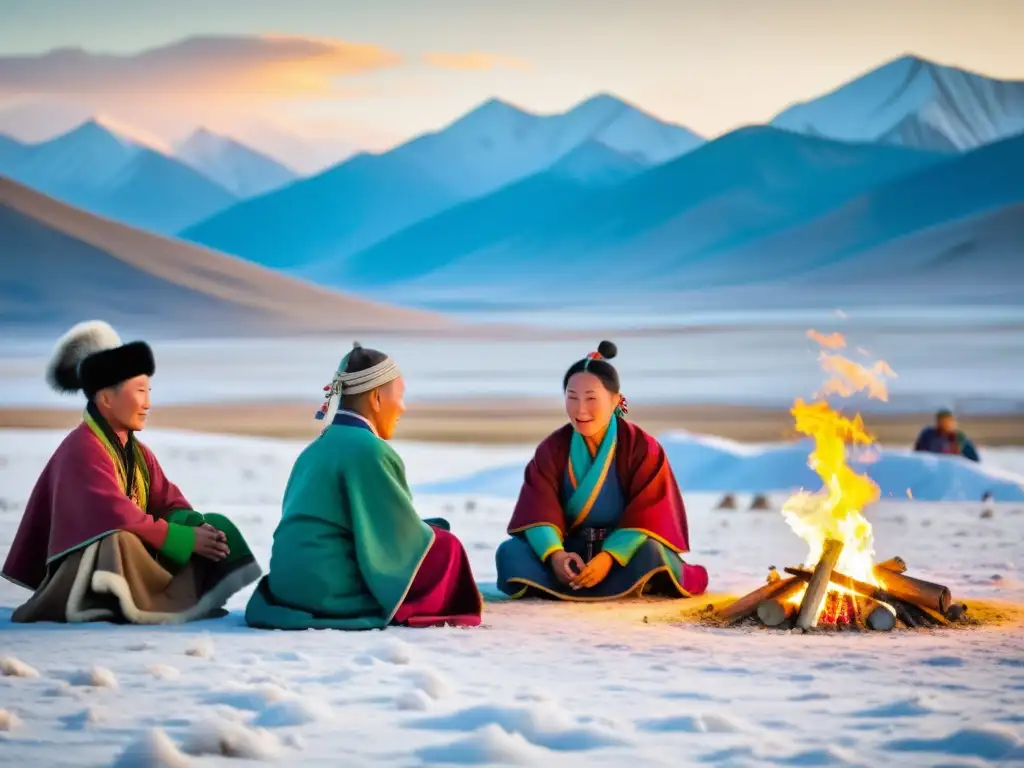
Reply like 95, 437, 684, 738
1, 321, 261, 624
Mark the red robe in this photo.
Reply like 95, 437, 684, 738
2, 422, 190, 591
508, 419, 693, 553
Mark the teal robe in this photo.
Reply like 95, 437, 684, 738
245, 414, 440, 630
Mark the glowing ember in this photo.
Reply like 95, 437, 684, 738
820, 592, 856, 626
781, 333, 899, 622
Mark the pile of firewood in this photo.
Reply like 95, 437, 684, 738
714, 539, 969, 632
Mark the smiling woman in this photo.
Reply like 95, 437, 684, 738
494, 340, 710, 602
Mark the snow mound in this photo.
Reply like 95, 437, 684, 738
853, 694, 941, 718
401, 667, 452, 700
416, 431, 1024, 502
396, 689, 434, 711
367, 638, 413, 665
181, 717, 282, 760
0, 656, 40, 677
111, 728, 191, 768
416, 723, 554, 765
884, 726, 1023, 761
252, 696, 334, 728
0, 708, 22, 731
412, 702, 633, 751
203, 682, 291, 712
184, 637, 215, 659
772, 745, 864, 765
146, 664, 181, 681
636, 712, 745, 733
61, 706, 105, 730
70, 665, 118, 688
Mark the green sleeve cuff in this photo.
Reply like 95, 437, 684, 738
160, 522, 196, 566
524, 525, 564, 562
164, 508, 205, 527
603, 529, 648, 566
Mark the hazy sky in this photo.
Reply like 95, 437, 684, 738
1, 0, 1022, 159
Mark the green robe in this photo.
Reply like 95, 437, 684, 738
244, 420, 438, 630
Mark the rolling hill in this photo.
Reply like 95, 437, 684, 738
331, 126, 947, 293
0, 119, 238, 234
178, 94, 704, 271
0, 176, 455, 335
772, 54, 1024, 152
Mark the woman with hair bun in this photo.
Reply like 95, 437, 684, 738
495, 341, 709, 601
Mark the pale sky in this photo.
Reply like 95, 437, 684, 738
1, 0, 1022, 159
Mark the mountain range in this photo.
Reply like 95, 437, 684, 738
322, 126, 947, 290
367, 130, 1024, 307
3, 53, 1023, 314
0, 119, 298, 233
177, 94, 703, 271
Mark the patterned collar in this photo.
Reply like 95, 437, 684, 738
332, 409, 378, 436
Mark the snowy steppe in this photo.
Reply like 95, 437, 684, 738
1, 428, 1023, 767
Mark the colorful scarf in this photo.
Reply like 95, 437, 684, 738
84, 410, 150, 511
565, 415, 618, 529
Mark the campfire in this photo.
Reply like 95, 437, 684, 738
713, 331, 969, 633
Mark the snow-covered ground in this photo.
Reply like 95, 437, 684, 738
1, 428, 1023, 766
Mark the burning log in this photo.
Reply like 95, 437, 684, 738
785, 566, 917, 627
899, 602, 946, 628
861, 599, 896, 631
945, 602, 968, 622
794, 538, 844, 630
783, 567, 945, 628
876, 556, 907, 574
717, 576, 799, 625
872, 568, 952, 615
756, 579, 806, 627
757, 599, 796, 627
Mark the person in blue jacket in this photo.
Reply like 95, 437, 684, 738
913, 409, 980, 462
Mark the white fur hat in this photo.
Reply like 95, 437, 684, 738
46, 320, 122, 393
45, 320, 155, 397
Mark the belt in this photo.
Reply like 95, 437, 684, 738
579, 527, 608, 561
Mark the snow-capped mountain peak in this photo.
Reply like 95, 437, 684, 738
174, 127, 299, 198
390, 92, 704, 196
771, 53, 1024, 151
89, 114, 174, 154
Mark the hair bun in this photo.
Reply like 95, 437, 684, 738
597, 340, 617, 360
352, 341, 362, 349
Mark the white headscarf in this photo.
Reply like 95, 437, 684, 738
316, 341, 401, 424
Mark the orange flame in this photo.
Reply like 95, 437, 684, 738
817, 354, 897, 401
806, 329, 846, 350
782, 333, 897, 620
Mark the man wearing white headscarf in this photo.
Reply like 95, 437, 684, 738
245, 342, 483, 630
